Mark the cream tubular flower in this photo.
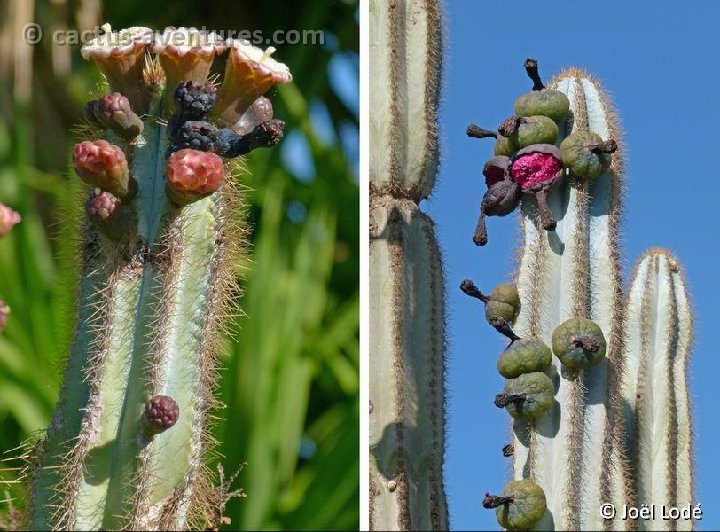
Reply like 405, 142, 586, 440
81, 24, 154, 112
213, 40, 292, 127
152, 27, 225, 109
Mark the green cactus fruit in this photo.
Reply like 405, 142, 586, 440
497, 338, 552, 379
494, 134, 516, 156
484, 283, 521, 327
552, 316, 607, 369
495, 371, 553, 420
498, 115, 559, 149
483, 479, 547, 531
514, 59, 570, 124
559, 130, 617, 180
466, 124, 517, 157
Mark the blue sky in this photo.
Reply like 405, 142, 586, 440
424, 2, 720, 530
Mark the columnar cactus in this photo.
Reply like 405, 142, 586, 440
623, 249, 694, 532
368, 0, 448, 530
27, 24, 291, 530
466, 62, 695, 531
510, 68, 628, 531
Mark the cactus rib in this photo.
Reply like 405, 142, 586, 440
369, 0, 448, 529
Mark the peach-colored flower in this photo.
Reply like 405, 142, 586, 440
213, 41, 292, 127
166, 149, 224, 206
0, 204, 20, 238
153, 27, 224, 110
81, 24, 154, 112
73, 140, 131, 198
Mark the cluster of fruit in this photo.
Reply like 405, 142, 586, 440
461, 278, 607, 530
467, 59, 617, 246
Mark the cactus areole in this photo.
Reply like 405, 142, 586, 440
28, 24, 291, 531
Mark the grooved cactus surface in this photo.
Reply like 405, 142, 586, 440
623, 250, 694, 532
512, 69, 628, 531
368, 0, 448, 529
27, 24, 290, 531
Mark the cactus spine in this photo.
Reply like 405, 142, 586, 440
369, 0, 448, 529
27, 25, 290, 530
623, 250, 694, 531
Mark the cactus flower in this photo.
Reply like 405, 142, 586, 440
213, 40, 292, 127
73, 140, 132, 198
166, 148, 224, 206
81, 24, 153, 112
153, 27, 224, 112
0, 203, 21, 237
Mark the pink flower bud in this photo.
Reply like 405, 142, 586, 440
232, 96, 274, 135
73, 140, 132, 198
166, 149, 224, 206
144, 395, 180, 434
86, 191, 135, 241
0, 204, 21, 238
0, 300, 9, 330
86, 92, 144, 139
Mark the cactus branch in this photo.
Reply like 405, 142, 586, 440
512, 68, 628, 531
28, 25, 288, 530
622, 250, 694, 531
369, 0, 447, 529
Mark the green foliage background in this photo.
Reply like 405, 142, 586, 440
0, 0, 359, 529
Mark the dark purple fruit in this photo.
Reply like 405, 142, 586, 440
144, 395, 180, 434
473, 156, 521, 246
